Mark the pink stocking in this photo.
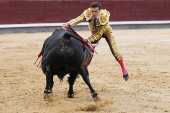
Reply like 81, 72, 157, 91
117, 59, 127, 75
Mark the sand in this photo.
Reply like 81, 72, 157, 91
0, 28, 170, 113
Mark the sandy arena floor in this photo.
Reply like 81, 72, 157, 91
0, 28, 170, 113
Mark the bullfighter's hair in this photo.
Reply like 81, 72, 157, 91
90, 2, 101, 10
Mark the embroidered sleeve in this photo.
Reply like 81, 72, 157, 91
68, 13, 86, 27
87, 24, 108, 43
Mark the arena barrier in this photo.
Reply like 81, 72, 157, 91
0, 20, 170, 34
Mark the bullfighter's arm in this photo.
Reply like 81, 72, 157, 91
87, 9, 110, 43
68, 13, 86, 27
87, 24, 108, 43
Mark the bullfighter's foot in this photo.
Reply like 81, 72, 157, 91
44, 89, 53, 101
92, 92, 101, 102
123, 71, 129, 81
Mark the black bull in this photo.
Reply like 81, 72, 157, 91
40, 27, 100, 102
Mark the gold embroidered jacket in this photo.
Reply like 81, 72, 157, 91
68, 8, 110, 43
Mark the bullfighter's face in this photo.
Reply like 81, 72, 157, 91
91, 7, 101, 18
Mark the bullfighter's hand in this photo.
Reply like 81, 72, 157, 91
85, 39, 88, 42
62, 23, 70, 27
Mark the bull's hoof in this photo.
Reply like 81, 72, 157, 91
92, 92, 101, 102
44, 89, 53, 101
68, 93, 74, 98
44, 92, 53, 101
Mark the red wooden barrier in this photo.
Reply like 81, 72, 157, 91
0, 0, 169, 24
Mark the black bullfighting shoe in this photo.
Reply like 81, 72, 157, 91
123, 71, 129, 81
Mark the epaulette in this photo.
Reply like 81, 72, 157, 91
84, 8, 92, 21
99, 9, 110, 25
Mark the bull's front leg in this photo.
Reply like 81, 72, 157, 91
43, 66, 54, 101
79, 67, 101, 102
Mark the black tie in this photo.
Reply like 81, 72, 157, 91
93, 18, 97, 28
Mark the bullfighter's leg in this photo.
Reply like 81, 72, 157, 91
67, 70, 79, 98
103, 25, 129, 81
79, 67, 101, 102
43, 65, 54, 101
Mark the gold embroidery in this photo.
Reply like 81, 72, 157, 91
84, 8, 92, 20
88, 26, 103, 42
68, 13, 85, 27
99, 10, 110, 25
67, 8, 122, 60
71, 18, 86, 27
103, 25, 123, 60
